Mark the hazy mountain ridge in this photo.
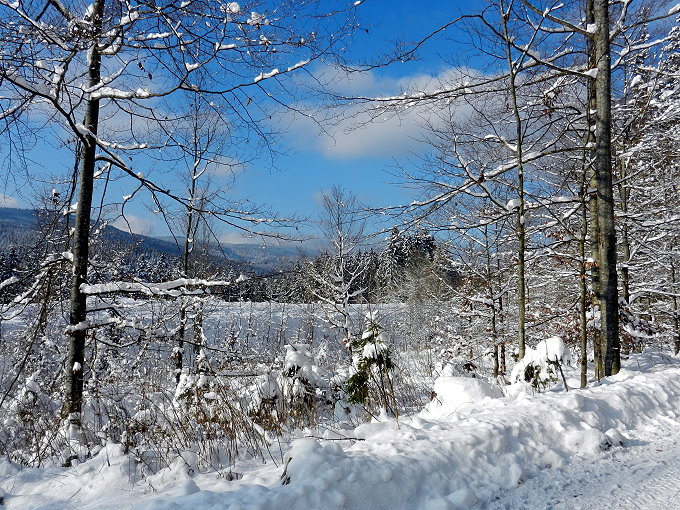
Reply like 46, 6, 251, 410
0, 207, 184, 257
0, 208, 313, 272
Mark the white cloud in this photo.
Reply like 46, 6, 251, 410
321, 109, 430, 159
0, 194, 20, 208
218, 230, 264, 245
112, 213, 156, 235
205, 155, 245, 178
284, 66, 478, 159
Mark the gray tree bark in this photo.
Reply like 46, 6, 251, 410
579, 185, 589, 388
593, 0, 620, 376
484, 226, 500, 378
617, 160, 632, 305
585, 0, 605, 381
63, 0, 105, 424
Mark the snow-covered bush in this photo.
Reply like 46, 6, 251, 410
167, 367, 266, 470
0, 371, 61, 466
435, 340, 480, 378
346, 312, 398, 417
619, 300, 662, 354
279, 344, 321, 428
247, 343, 340, 432
247, 373, 281, 433
510, 336, 571, 392
424, 376, 504, 417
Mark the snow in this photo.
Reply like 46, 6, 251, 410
120, 12, 140, 26
488, 407, 680, 509
0, 276, 19, 290
362, 340, 387, 359
84, 3, 95, 20
510, 336, 571, 385
131, 32, 173, 41
505, 198, 521, 211
1, 352, 678, 510
669, 3, 680, 15
287, 59, 311, 72
284, 343, 313, 374
425, 376, 504, 417
63, 201, 78, 215
90, 87, 151, 100
247, 11, 268, 26
80, 278, 233, 296
522, 150, 542, 162
254, 69, 280, 83
526, 49, 541, 60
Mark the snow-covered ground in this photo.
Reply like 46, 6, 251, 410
489, 415, 680, 509
1, 351, 678, 510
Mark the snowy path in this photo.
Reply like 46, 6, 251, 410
488, 413, 680, 509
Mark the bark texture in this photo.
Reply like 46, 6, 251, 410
63, 0, 104, 423
593, 0, 620, 376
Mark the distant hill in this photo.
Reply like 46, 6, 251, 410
0, 207, 317, 272
0, 207, 183, 256
0, 207, 39, 230
158, 235, 322, 271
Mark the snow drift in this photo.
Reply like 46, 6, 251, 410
1, 353, 679, 510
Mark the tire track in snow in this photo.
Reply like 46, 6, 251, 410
606, 444, 680, 510
486, 419, 680, 510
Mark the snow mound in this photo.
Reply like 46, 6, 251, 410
424, 376, 504, 417
1, 354, 679, 510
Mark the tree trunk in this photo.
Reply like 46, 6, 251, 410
617, 158, 631, 304
517, 207, 527, 360
176, 303, 187, 384
593, 0, 620, 376
175, 192, 196, 384
671, 251, 680, 355
585, 0, 604, 382
501, 2, 527, 360
63, 0, 104, 426
493, 345, 500, 378
485, 227, 500, 378
589, 176, 604, 380
579, 188, 589, 388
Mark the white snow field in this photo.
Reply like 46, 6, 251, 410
1, 351, 679, 510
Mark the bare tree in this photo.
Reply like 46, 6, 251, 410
0, 0, 358, 432
168, 95, 223, 383
305, 185, 367, 352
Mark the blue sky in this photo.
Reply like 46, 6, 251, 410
0, 0, 490, 243
227, 0, 491, 242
